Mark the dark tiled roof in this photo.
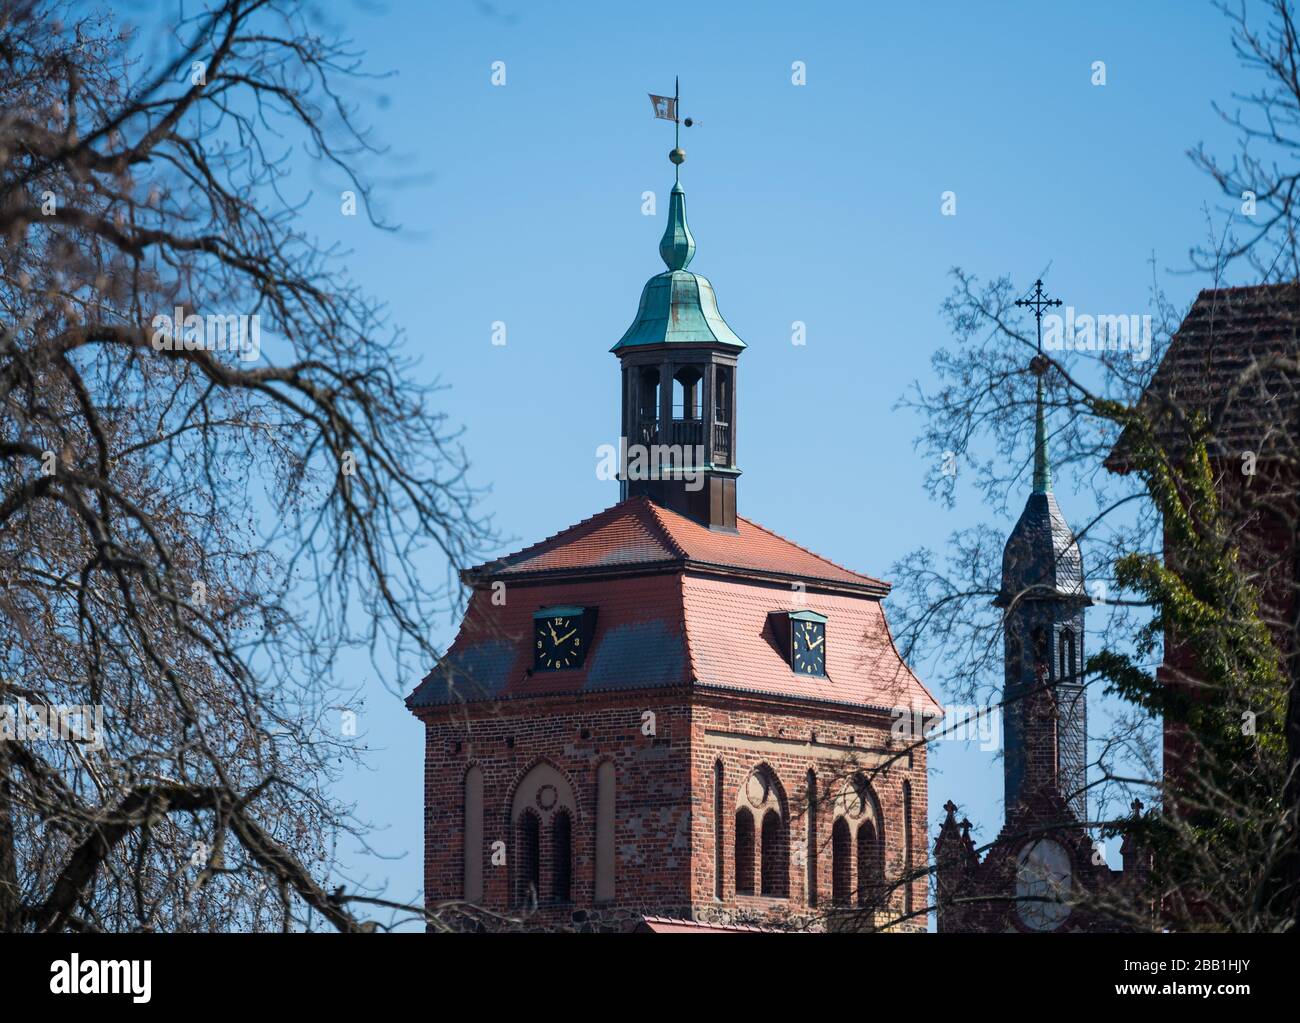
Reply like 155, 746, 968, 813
1108, 283, 1300, 471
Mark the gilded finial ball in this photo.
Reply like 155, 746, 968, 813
1030, 354, 1050, 377
669, 147, 686, 165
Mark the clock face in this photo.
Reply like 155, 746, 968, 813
535, 613, 584, 671
791, 619, 826, 675
1015, 839, 1073, 931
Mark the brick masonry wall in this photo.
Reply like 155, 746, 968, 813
417, 689, 695, 930
416, 685, 929, 931
689, 693, 928, 931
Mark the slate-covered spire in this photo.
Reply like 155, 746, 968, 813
997, 354, 1089, 824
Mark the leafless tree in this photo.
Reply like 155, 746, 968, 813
0, 0, 495, 931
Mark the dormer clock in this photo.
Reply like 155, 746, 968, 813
533, 605, 595, 671
788, 610, 827, 676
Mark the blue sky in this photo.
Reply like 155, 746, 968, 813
266, 0, 1254, 922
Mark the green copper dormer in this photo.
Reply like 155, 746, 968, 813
611, 182, 745, 352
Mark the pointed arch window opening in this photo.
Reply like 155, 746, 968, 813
551, 810, 573, 904
831, 817, 852, 907
1030, 625, 1052, 681
510, 762, 577, 908
1059, 629, 1077, 685
516, 810, 541, 909
856, 819, 884, 912
760, 808, 788, 898
735, 809, 755, 895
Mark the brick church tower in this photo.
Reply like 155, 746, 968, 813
935, 356, 1147, 932
406, 147, 938, 932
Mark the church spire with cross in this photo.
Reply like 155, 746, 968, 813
1015, 280, 1060, 496
997, 279, 1090, 823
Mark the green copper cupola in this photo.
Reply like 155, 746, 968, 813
612, 156, 745, 530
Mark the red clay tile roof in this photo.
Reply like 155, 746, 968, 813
471, 496, 888, 594
409, 501, 938, 717
682, 575, 937, 713
1108, 283, 1300, 471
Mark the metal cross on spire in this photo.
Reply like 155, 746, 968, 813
1014, 279, 1062, 493
1014, 279, 1062, 356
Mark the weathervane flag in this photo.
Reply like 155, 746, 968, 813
648, 93, 678, 122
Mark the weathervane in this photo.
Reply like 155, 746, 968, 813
1014, 278, 1062, 375
648, 76, 696, 181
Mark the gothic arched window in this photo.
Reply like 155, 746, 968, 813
735, 809, 755, 895
735, 765, 787, 899
831, 817, 851, 907
509, 760, 578, 907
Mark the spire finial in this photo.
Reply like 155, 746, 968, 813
649, 77, 689, 182
672, 75, 682, 183
1015, 279, 1061, 496
648, 77, 694, 269
1031, 358, 1052, 494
